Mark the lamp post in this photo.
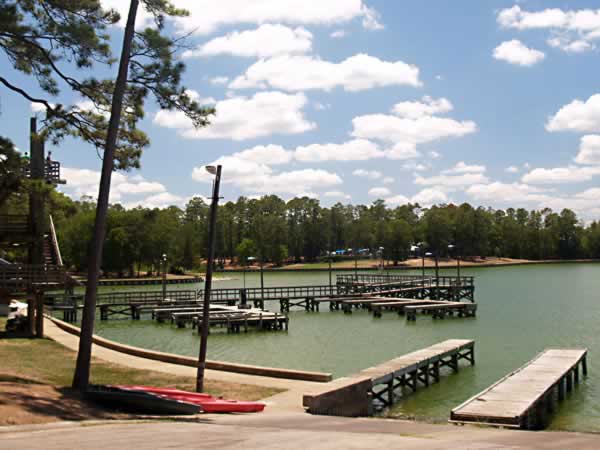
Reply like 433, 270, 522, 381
352, 248, 358, 281
161, 253, 167, 300
448, 244, 461, 282
328, 252, 333, 295
378, 246, 385, 273
197, 165, 221, 393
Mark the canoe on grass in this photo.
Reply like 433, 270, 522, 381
117, 385, 266, 413
85, 385, 201, 415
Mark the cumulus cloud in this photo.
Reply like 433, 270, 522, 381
330, 30, 346, 39
295, 139, 383, 162
493, 40, 545, 66
154, 91, 315, 141
414, 173, 489, 188
392, 96, 453, 119
353, 169, 382, 179
229, 53, 421, 92
442, 161, 486, 174
382, 177, 395, 184
385, 188, 449, 207
59, 167, 187, 208
546, 94, 600, 133
368, 187, 391, 197
521, 165, 600, 184
324, 191, 351, 200
466, 182, 551, 204
103, 0, 382, 34
183, 24, 312, 58
192, 154, 342, 197
575, 135, 600, 165
351, 97, 477, 148
233, 144, 294, 165
497, 5, 600, 54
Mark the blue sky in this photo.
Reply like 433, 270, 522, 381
3, 1, 600, 219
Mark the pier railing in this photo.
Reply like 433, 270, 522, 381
48, 289, 197, 307
0, 264, 65, 292
337, 273, 474, 288
198, 285, 339, 302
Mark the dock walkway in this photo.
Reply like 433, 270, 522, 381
450, 348, 588, 429
303, 339, 474, 417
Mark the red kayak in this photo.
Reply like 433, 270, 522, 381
116, 385, 266, 413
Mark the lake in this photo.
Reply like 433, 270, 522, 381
92, 263, 600, 432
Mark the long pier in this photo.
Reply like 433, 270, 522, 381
450, 348, 588, 430
303, 339, 475, 417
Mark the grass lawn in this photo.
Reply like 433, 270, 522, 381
0, 317, 283, 425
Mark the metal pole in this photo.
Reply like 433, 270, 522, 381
162, 255, 167, 300
457, 253, 461, 282
197, 165, 221, 393
354, 250, 358, 281
260, 260, 264, 299
328, 255, 332, 295
435, 252, 439, 299
243, 265, 246, 289
421, 248, 425, 287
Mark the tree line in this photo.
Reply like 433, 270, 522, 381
3, 189, 600, 275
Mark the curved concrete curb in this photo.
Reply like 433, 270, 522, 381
48, 316, 332, 383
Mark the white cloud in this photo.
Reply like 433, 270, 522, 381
521, 165, 600, 184
209, 76, 229, 85
575, 135, 600, 165
353, 169, 381, 179
466, 182, 550, 204
31, 102, 56, 113
385, 188, 448, 207
429, 151, 441, 159
103, 0, 382, 34
411, 188, 449, 206
234, 144, 294, 165
192, 154, 342, 197
505, 165, 520, 173
229, 53, 421, 92
382, 177, 395, 184
414, 173, 489, 188
295, 139, 383, 162
383, 142, 420, 160
497, 5, 600, 54
352, 104, 476, 146
546, 94, 600, 133
392, 96, 453, 119
442, 161, 486, 174
154, 91, 315, 141
493, 40, 545, 66
324, 191, 351, 200
368, 187, 391, 197
184, 24, 312, 59
60, 167, 173, 206
330, 30, 346, 39
547, 37, 593, 53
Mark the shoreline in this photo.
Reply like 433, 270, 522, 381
215, 258, 600, 273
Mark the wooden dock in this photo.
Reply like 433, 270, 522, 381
450, 348, 588, 430
303, 339, 475, 417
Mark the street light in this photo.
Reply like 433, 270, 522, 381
378, 246, 385, 272
197, 164, 222, 393
448, 244, 461, 284
161, 253, 167, 300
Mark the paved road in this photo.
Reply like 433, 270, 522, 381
2, 413, 600, 449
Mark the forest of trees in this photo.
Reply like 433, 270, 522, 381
3, 189, 600, 275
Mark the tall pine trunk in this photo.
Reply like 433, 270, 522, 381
72, 0, 139, 391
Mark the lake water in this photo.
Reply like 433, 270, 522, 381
91, 264, 600, 432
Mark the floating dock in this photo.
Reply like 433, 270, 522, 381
303, 339, 475, 417
450, 348, 588, 430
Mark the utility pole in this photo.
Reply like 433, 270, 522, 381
196, 165, 221, 392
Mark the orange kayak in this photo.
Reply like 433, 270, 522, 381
116, 385, 266, 413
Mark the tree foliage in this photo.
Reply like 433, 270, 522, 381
0, 0, 213, 168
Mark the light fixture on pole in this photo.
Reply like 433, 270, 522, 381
448, 243, 461, 284
378, 246, 385, 272
196, 165, 222, 393
161, 253, 167, 300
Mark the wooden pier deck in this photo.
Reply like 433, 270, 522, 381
303, 339, 475, 417
450, 348, 588, 430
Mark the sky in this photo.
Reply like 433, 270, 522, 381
3, 0, 600, 220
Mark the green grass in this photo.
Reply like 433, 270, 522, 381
0, 318, 282, 401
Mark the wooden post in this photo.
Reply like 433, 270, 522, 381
558, 376, 565, 401
35, 291, 44, 337
566, 370, 573, 392
582, 356, 588, 376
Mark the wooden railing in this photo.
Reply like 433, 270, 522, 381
0, 264, 65, 292
48, 215, 63, 266
49, 289, 198, 307
336, 273, 474, 288
197, 285, 339, 302
0, 214, 30, 235
22, 160, 64, 184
